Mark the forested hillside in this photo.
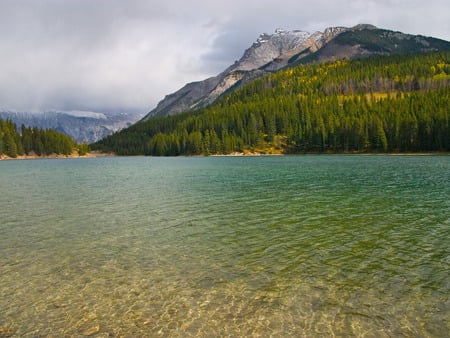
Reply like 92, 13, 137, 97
92, 52, 450, 155
0, 119, 87, 158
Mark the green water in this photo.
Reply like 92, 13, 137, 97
0, 156, 449, 337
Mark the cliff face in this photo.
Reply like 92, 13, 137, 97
142, 24, 450, 120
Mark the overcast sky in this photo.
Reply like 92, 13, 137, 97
1, 0, 449, 115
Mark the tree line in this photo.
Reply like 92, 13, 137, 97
0, 119, 87, 158
92, 51, 450, 155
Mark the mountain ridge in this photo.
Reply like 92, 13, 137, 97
142, 24, 450, 120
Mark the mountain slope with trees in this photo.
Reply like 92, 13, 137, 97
92, 51, 450, 155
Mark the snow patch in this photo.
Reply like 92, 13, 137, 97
64, 110, 107, 119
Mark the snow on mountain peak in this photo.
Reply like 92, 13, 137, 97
235, 28, 314, 71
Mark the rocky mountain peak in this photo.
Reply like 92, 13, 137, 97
322, 26, 349, 39
235, 28, 312, 72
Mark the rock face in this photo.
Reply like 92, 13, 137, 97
232, 28, 312, 71
142, 24, 450, 120
0, 111, 141, 143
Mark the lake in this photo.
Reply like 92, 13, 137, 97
0, 155, 449, 337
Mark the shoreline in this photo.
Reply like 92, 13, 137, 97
211, 151, 450, 157
1, 151, 448, 160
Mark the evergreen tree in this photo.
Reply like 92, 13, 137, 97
0, 118, 77, 157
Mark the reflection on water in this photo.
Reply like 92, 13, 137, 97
0, 156, 449, 336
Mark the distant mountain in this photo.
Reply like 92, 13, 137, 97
142, 24, 450, 120
0, 111, 142, 143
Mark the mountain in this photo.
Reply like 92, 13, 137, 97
142, 24, 450, 120
0, 111, 142, 143
142, 26, 344, 119
92, 51, 450, 155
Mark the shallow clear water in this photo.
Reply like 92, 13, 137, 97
0, 155, 449, 337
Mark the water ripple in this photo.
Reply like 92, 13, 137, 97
0, 155, 449, 336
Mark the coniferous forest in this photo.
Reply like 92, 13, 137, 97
92, 51, 450, 155
0, 119, 87, 158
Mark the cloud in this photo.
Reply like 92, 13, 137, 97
0, 0, 448, 115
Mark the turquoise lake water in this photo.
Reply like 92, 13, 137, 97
0, 155, 449, 337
